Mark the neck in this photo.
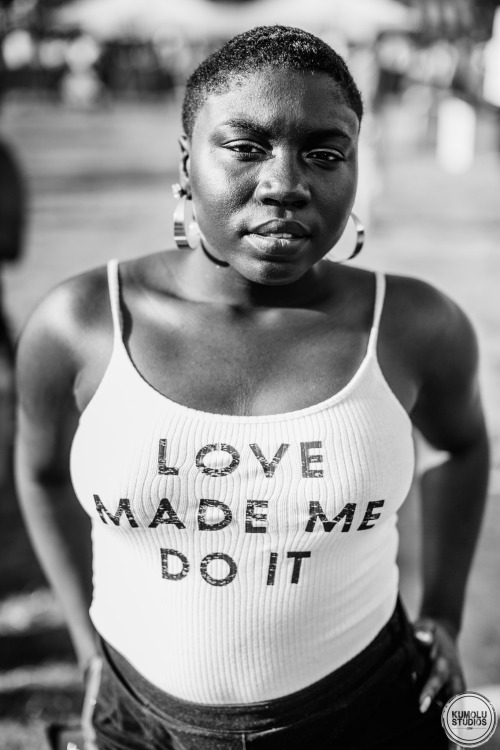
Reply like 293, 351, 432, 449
173, 245, 335, 309
200, 242, 230, 268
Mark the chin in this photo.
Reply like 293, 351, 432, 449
241, 259, 310, 286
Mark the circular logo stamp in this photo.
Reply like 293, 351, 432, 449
441, 692, 498, 747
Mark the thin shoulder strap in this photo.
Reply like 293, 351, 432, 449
367, 271, 386, 354
107, 258, 123, 339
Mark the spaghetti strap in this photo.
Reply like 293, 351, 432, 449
367, 271, 386, 354
107, 259, 123, 339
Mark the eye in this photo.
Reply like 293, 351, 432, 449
306, 149, 345, 165
224, 141, 266, 159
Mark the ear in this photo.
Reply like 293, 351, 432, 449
178, 134, 191, 197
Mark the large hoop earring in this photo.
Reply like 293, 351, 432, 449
325, 212, 365, 263
172, 183, 201, 250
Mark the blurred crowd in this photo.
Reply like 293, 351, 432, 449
0, 0, 499, 108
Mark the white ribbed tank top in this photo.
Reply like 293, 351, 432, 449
70, 260, 415, 705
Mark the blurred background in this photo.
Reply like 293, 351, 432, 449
0, 0, 499, 747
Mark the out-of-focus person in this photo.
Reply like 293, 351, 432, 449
0, 136, 25, 485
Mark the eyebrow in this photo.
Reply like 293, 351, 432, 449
220, 118, 353, 142
305, 127, 353, 141
221, 118, 271, 138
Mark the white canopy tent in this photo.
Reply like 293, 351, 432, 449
55, 0, 252, 40
235, 0, 415, 43
54, 0, 415, 43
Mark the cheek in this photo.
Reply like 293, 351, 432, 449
190, 158, 254, 241
190, 146, 250, 201
317, 171, 357, 221
313, 170, 358, 251
333, 158, 358, 199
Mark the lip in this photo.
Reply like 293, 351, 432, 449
245, 232, 309, 258
248, 219, 310, 239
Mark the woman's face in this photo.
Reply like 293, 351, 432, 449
181, 67, 360, 285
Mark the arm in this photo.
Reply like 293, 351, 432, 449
410, 290, 490, 706
14, 283, 99, 674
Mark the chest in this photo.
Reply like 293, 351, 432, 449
122, 304, 372, 416
72, 387, 415, 540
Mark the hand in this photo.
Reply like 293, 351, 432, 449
81, 654, 103, 750
413, 618, 466, 750
413, 617, 465, 711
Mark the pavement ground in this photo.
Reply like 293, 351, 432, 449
0, 96, 499, 748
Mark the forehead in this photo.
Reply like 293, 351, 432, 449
192, 68, 359, 141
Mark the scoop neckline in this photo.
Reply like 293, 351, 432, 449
114, 329, 377, 423
78, 261, 390, 424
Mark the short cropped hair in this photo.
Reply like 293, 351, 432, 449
182, 25, 363, 138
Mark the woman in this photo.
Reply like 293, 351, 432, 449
15, 26, 489, 750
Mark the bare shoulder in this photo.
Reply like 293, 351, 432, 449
18, 264, 111, 352
16, 264, 112, 414
382, 273, 483, 450
384, 273, 478, 378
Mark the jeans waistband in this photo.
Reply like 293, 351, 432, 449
100, 598, 414, 733
102, 600, 418, 731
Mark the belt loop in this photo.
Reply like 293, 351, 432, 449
396, 597, 419, 684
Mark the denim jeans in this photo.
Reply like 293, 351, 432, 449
87, 599, 448, 749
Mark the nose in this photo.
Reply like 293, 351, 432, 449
255, 151, 310, 209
